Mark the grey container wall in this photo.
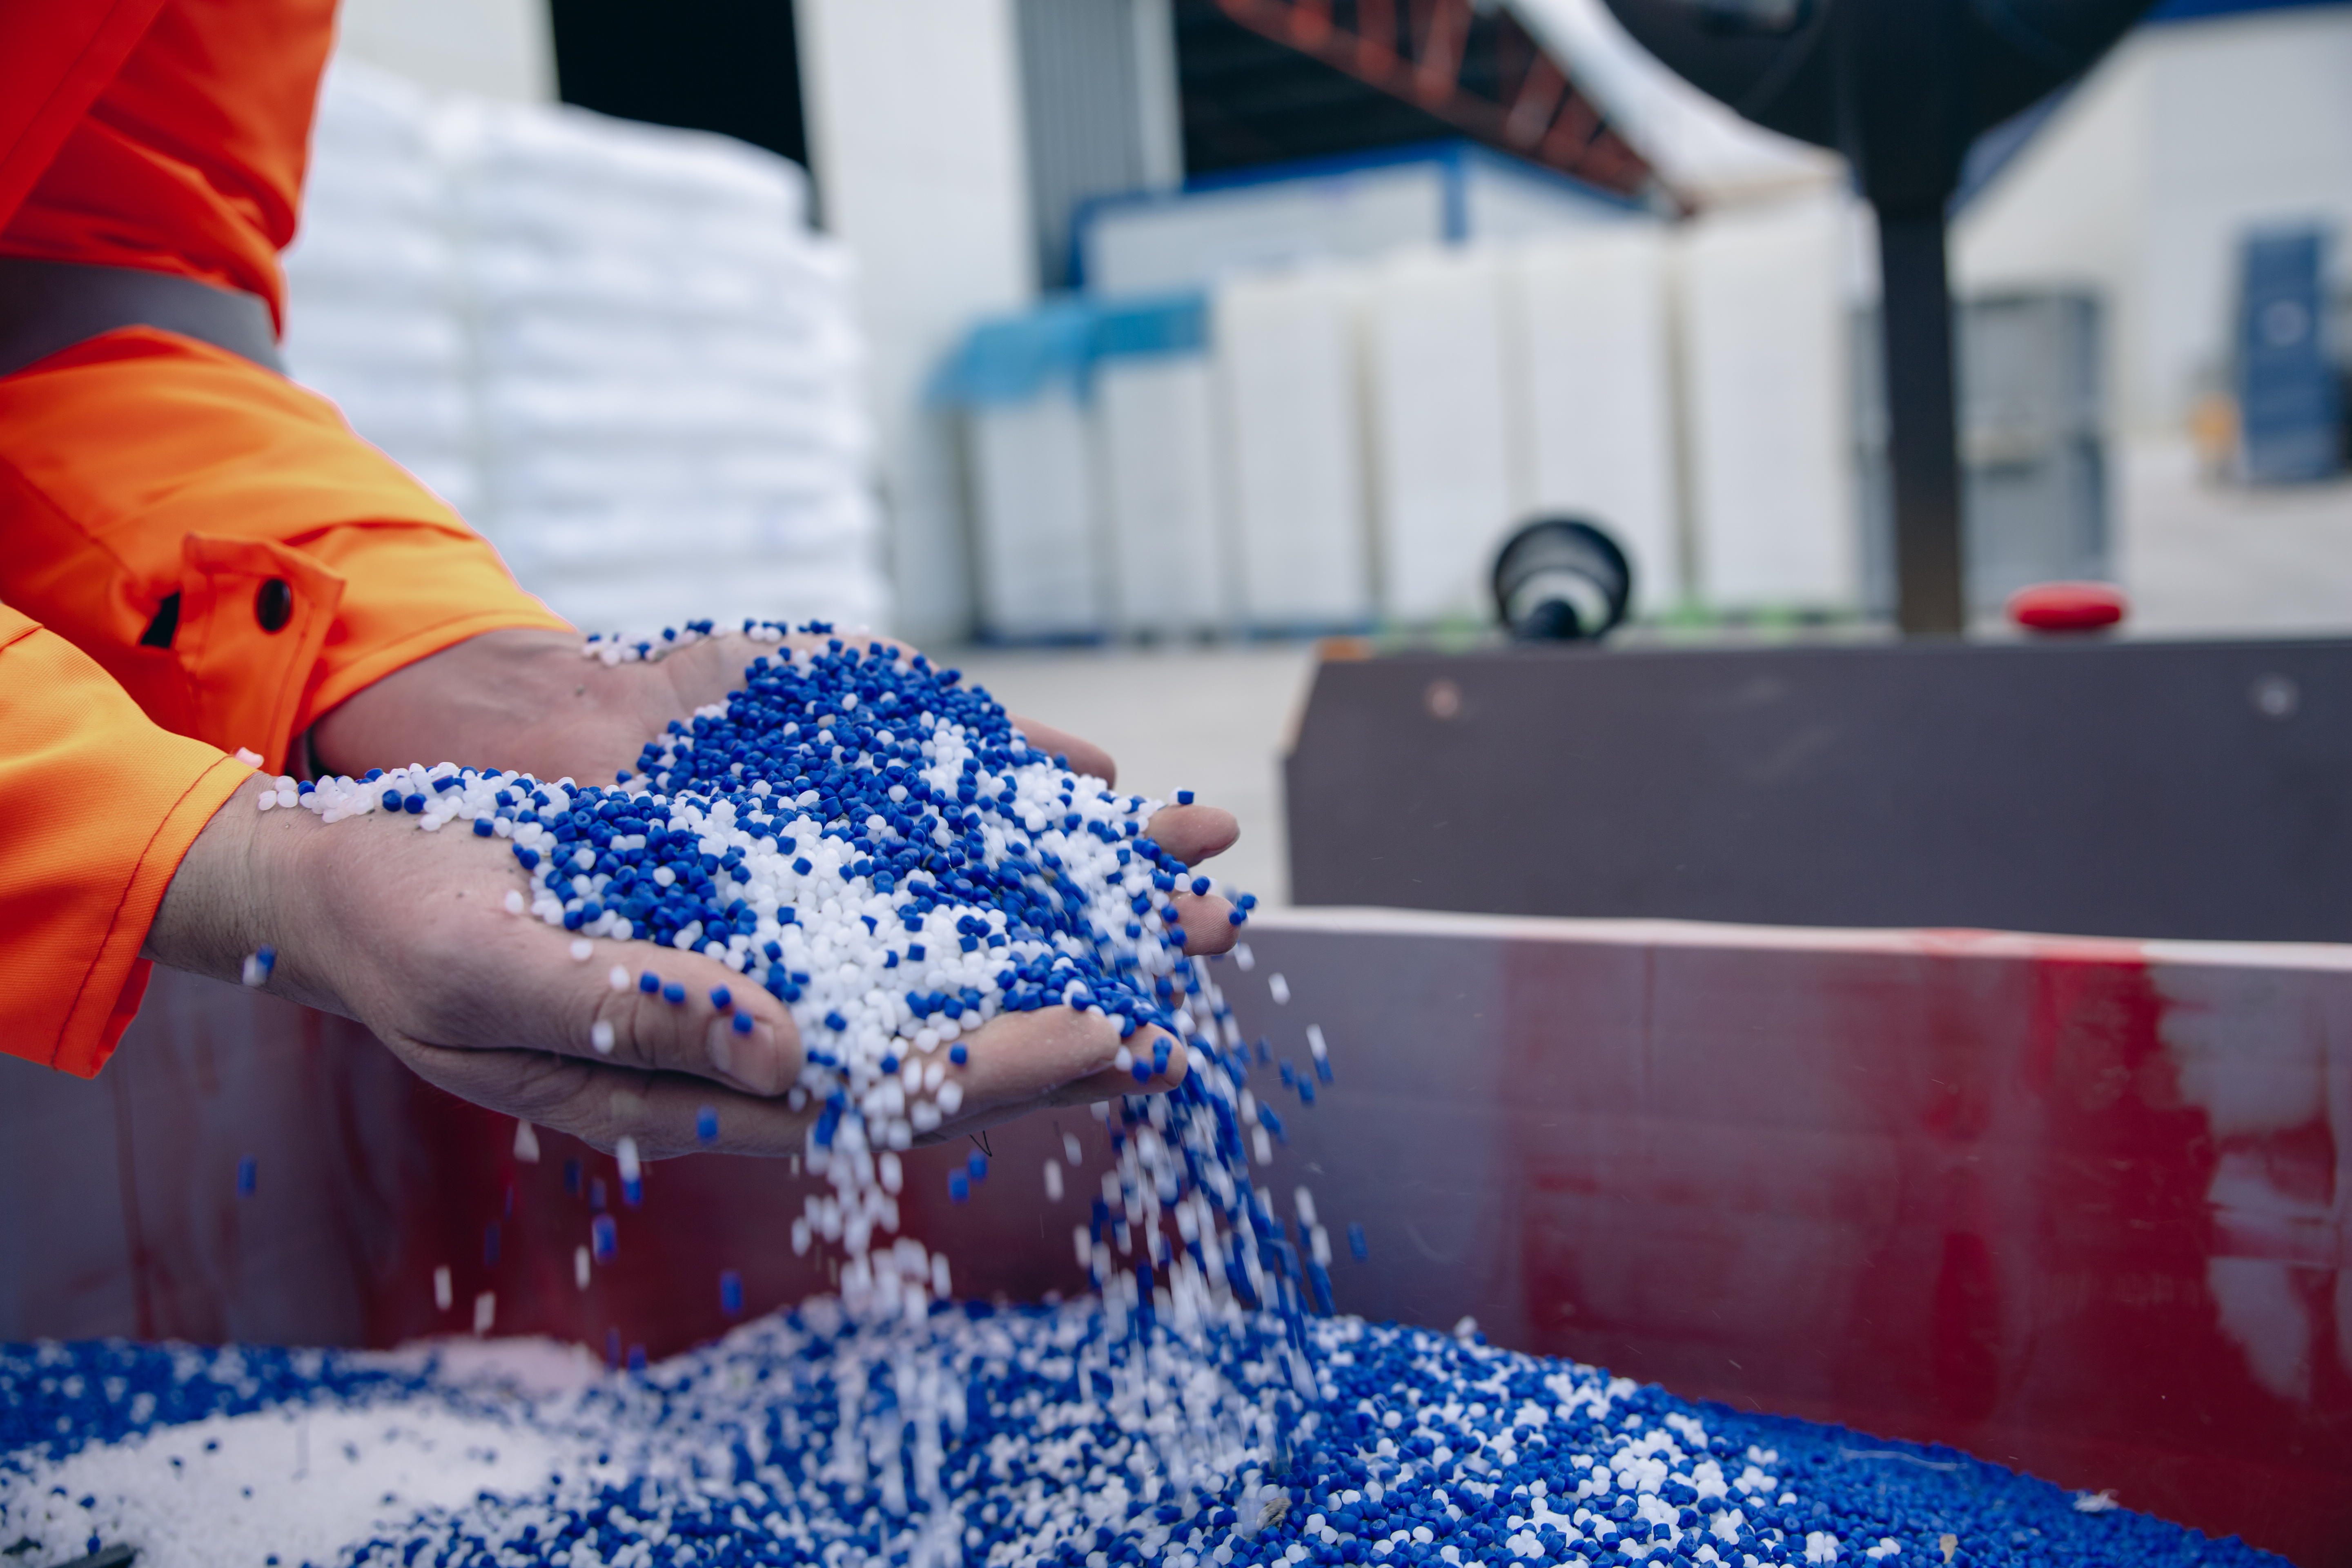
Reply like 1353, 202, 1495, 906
1857, 292, 2107, 617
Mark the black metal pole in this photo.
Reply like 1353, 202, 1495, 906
1877, 207, 1965, 636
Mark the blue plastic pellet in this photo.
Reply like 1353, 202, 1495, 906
1347, 1222, 1368, 1260
639, 971, 661, 993
662, 983, 686, 1005
234, 1156, 256, 1197
966, 1152, 988, 1180
590, 1214, 616, 1260
731, 1011, 754, 1035
949, 1044, 968, 1066
1175, 790, 1194, 805
719, 1269, 743, 1316
709, 985, 732, 1009
947, 1172, 970, 1203
696, 1106, 719, 1143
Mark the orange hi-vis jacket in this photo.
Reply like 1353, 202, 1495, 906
0, 0, 570, 1077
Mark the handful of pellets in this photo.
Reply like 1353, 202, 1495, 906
274, 620, 1288, 1329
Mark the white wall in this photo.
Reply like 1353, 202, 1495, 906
794, 0, 1038, 645
332, 0, 555, 102
1955, 7, 2352, 436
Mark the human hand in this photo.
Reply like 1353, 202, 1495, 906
141, 771, 1234, 1158
307, 627, 1127, 787
308, 626, 1246, 950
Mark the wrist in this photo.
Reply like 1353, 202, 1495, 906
307, 628, 592, 780
141, 773, 276, 981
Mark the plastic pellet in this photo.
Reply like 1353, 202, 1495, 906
0, 1305, 2264, 1565
697, 1105, 719, 1144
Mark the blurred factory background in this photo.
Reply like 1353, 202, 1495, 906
304, 0, 2351, 642
294, 0, 2352, 899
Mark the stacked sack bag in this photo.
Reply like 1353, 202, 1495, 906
282, 59, 481, 518
283, 62, 889, 635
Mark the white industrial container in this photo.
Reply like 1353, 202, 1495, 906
1678, 193, 1862, 612
967, 392, 1105, 640
1080, 142, 1640, 298
1509, 225, 1684, 615
936, 303, 1107, 641
1100, 356, 1228, 638
1362, 248, 1521, 625
1213, 266, 1376, 632
287, 62, 889, 637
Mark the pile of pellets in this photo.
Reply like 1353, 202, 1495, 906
276, 621, 1282, 1329
0, 622, 2285, 1567
0, 1315, 2279, 1568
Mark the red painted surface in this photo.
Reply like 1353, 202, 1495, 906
5, 916, 2349, 1562
2009, 581, 2129, 631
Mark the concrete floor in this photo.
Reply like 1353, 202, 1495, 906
2117, 437, 2352, 638
943, 641, 1321, 909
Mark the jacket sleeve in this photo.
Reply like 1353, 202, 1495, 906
0, 0, 169, 236
0, 327, 574, 775
0, 603, 249, 1076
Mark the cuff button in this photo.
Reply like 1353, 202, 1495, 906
256, 577, 294, 632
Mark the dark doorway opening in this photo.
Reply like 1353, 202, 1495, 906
550, 0, 810, 171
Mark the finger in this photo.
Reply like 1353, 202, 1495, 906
1145, 804, 1239, 866
1168, 892, 1240, 956
385, 1042, 814, 1158
912, 1007, 1186, 1145
948, 1004, 1122, 1108
415, 913, 803, 1097
1008, 714, 1117, 788
1036, 1028, 1191, 1109
577, 942, 803, 1097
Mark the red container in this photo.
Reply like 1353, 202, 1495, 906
3, 910, 2346, 1562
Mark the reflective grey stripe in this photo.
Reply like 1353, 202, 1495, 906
0, 257, 283, 379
